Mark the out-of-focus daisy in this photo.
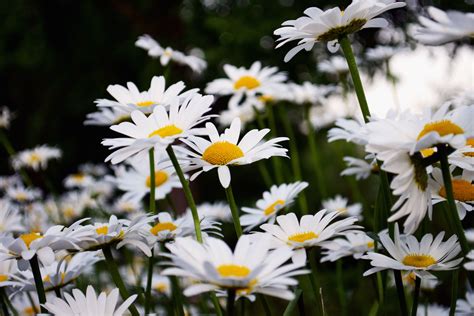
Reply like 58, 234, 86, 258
96, 76, 196, 114
195, 202, 232, 223
466, 229, 474, 244
177, 117, 288, 188
259, 211, 360, 265
63, 172, 94, 189
102, 93, 214, 164
108, 155, 181, 203
0, 175, 22, 192
113, 196, 142, 216
44, 285, 137, 316
412, 7, 474, 46
162, 235, 308, 300
327, 118, 368, 145
416, 304, 448, 316
0, 259, 19, 288
399, 271, 439, 291
289, 82, 336, 106
145, 273, 171, 297
320, 232, 375, 262
217, 102, 256, 128
457, 292, 474, 315
84, 106, 132, 126
6, 185, 41, 204
340, 156, 378, 180
11, 145, 61, 171
78, 163, 108, 177
430, 168, 473, 219
318, 56, 350, 77
206, 61, 287, 107
449, 144, 474, 172
465, 250, 474, 270
240, 181, 308, 231
135, 34, 207, 73
363, 224, 462, 279
0, 199, 24, 235
0, 107, 13, 129
57, 191, 97, 223
322, 195, 363, 219
274, 0, 406, 60
365, 45, 403, 62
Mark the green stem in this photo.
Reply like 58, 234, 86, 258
410, 277, 421, 316
225, 184, 243, 237
259, 294, 272, 316
449, 270, 459, 316
144, 249, 154, 314
393, 270, 408, 316
170, 276, 185, 316
277, 105, 309, 214
0, 288, 10, 316
101, 246, 139, 316
307, 249, 323, 314
210, 292, 224, 316
266, 105, 284, 184
283, 289, 302, 316
240, 299, 245, 316
0, 288, 17, 316
253, 108, 274, 186
29, 255, 47, 314
26, 292, 38, 314
148, 149, 157, 214
336, 260, 347, 316
54, 287, 61, 298
227, 289, 236, 316
166, 146, 203, 243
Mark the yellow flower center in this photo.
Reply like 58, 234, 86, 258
336, 207, 347, 214
64, 207, 75, 218
202, 141, 244, 165
234, 76, 260, 90
236, 278, 258, 295
288, 232, 318, 243
0, 275, 8, 282
24, 306, 38, 316
465, 138, 474, 157
264, 199, 285, 216
367, 241, 375, 249
420, 147, 436, 158
71, 173, 86, 182
150, 222, 177, 235
136, 101, 155, 107
438, 179, 474, 202
148, 124, 183, 138
217, 264, 251, 278
20, 233, 42, 248
15, 192, 28, 202
43, 274, 51, 282
417, 120, 464, 140
258, 95, 274, 103
146, 171, 169, 188
28, 153, 41, 163
403, 272, 417, 286
402, 254, 436, 268
95, 226, 109, 235
154, 282, 168, 293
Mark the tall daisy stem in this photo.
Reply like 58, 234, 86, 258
266, 105, 284, 184
393, 270, 408, 316
170, 276, 185, 316
29, 255, 47, 314
336, 260, 347, 316
225, 184, 243, 237
144, 249, 154, 314
410, 276, 421, 316
166, 145, 203, 243
101, 246, 139, 316
259, 294, 272, 316
449, 270, 459, 316
227, 289, 236, 316
283, 289, 302, 316
0, 288, 16, 316
307, 249, 323, 315
0, 288, 10, 316
210, 292, 224, 316
148, 148, 157, 214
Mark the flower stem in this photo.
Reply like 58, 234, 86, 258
101, 246, 139, 316
166, 145, 203, 243
253, 108, 274, 186
283, 289, 302, 316
449, 270, 459, 316
148, 148, 157, 214
393, 270, 408, 316
210, 292, 224, 316
227, 289, 236, 316
307, 249, 323, 315
144, 249, 154, 314
0, 287, 10, 316
259, 294, 272, 316
0, 287, 17, 316
170, 276, 185, 316
266, 105, 284, 184
29, 255, 48, 314
410, 276, 421, 316
336, 260, 347, 316
225, 184, 243, 237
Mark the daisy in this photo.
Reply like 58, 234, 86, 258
430, 168, 473, 219
63, 172, 94, 189
0, 106, 13, 129
322, 195, 363, 219
217, 102, 256, 128
162, 235, 308, 300
289, 82, 336, 106
0, 259, 19, 288
11, 145, 62, 171
112, 196, 142, 215
457, 292, 474, 315
6, 185, 41, 204
96, 76, 197, 114
397, 271, 439, 291
274, 0, 406, 60
363, 224, 462, 279
0, 199, 25, 235
412, 7, 474, 46
84, 106, 132, 126
449, 144, 474, 172
466, 229, 474, 243
145, 273, 171, 297
465, 250, 474, 270
135, 34, 207, 73
258, 211, 361, 265
57, 191, 97, 222
365, 45, 403, 62
327, 117, 368, 145
44, 285, 137, 316
340, 156, 378, 180
102, 93, 214, 164
320, 232, 375, 262
205, 61, 287, 107
240, 181, 309, 231
318, 56, 350, 76
78, 163, 108, 177
108, 154, 181, 203
177, 117, 288, 188
194, 202, 232, 223
416, 304, 449, 316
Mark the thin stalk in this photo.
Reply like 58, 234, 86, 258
393, 270, 408, 316
144, 249, 154, 314
0, 288, 10, 316
449, 270, 459, 316
283, 289, 302, 316
26, 292, 38, 314
304, 105, 327, 199
210, 292, 224, 316
101, 246, 139, 316
29, 255, 47, 314
336, 260, 347, 316
266, 105, 284, 183
307, 249, 323, 314
225, 184, 243, 237
170, 276, 185, 316
166, 146, 203, 243
148, 149, 156, 214
54, 287, 61, 298
259, 294, 272, 316
227, 289, 236, 316
0, 288, 17, 316
240, 299, 245, 316
277, 105, 308, 214
411, 277, 421, 316
253, 108, 274, 186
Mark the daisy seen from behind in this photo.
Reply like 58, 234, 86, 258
11, 145, 61, 171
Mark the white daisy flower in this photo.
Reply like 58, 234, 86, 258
205, 61, 287, 107
457, 291, 474, 315
397, 271, 439, 291
258, 211, 361, 265
63, 172, 95, 189
102, 93, 214, 164
288, 82, 336, 106
322, 195, 363, 219
135, 34, 207, 73
365, 45, 403, 62
0, 175, 22, 192
57, 191, 97, 223
84, 106, 131, 126
0, 199, 25, 235
466, 229, 474, 243
416, 304, 449, 316
144, 273, 171, 297
0, 259, 19, 288
78, 163, 109, 177
320, 232, 375, 262
340, 156, 378, 180
177, 117, 288, 188
318, 55, 350, 76
6, 185, 41, 204
217, 101, 256, 128
327, 117, 368, 145
162, 235, 308, 300
194, 202, 232, 223
44, 285, 137, 316
11, 145, 61, 171
430, 168, 473, 220
96, 76, 196, 114
0, 106, 13, 129
449, 144, 474, 172
274, 0, 406, 60
108, 154, 181, 203
412, 6, 474, 46
363, 224, 462, 279
240, 181, 309, 231
464, 250, 474, 270
113, 196, 142, 215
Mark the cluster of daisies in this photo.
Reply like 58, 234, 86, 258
0, 0, 473, 315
